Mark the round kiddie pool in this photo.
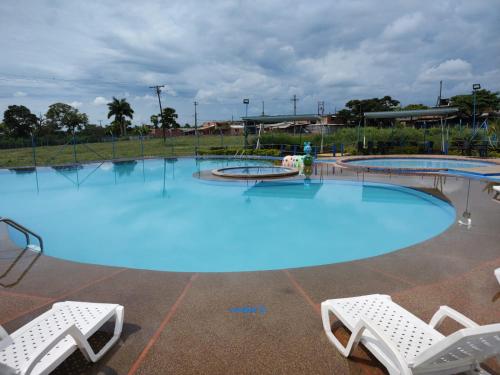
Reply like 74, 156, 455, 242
339, 156, 495, 172
0, 158, 456, 272
212, 165, 299, 179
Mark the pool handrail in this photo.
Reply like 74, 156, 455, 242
0, 217, 44, 253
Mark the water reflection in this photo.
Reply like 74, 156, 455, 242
0, 250, 41, 288
243, 180, 323, 200
361, 184, 449, 206
0, 223, 41, 288
9, 167, 40, 193
112, 160, 137, 177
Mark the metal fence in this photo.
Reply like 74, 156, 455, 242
0, 131, 497, 169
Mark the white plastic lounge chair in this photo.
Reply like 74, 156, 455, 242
322, 294, 500, 374
0, 301, 124, 375
493, 186, 500, 199
495, 268, 500, 285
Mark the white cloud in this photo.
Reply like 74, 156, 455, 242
133, 94, 155, 101
382, 12, 424, 38
69, 101, 83, 108
418, 59, 473, 82
13, 91, 27, 97
93, 96, 108, 105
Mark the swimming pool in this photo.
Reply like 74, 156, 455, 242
0, 158, 456, 272
344, 157, 493, 170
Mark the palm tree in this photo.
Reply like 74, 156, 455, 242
107, 97, 134, 136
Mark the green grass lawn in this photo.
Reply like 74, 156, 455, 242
0, 135, 251, 168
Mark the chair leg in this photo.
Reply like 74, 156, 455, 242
321, 303, 351, 357
91, 306, 124, 362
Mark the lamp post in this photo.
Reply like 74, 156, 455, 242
472, 83, 481, 130
243, 99, 249, 148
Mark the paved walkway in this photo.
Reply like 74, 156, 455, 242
1, 171, 499, 374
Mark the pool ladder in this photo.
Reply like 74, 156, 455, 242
0, 217, 44, 253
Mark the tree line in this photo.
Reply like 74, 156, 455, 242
1, 90, 498, 140
336, 90, 500, 123
0, 97, 180, 139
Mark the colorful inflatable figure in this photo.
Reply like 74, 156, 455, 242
282, 155, 305, 174
281, 142, 315, 176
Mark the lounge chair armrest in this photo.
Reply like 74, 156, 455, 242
21, 324, 97, 375
429, 306, 479, 330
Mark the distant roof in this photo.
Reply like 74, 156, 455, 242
364, 107, 459, 119
242, 114, 321, 123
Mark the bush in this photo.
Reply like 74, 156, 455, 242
248, 125, 500, 157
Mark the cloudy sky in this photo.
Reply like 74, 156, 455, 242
0, 0, 499, 126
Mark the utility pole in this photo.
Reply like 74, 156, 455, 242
291, 95, 299, 134
261, 101, 265, 116
150, 85, 165, 141
290, 94, 298, 115
194, 101, 199, 148
436, 80, 443, 107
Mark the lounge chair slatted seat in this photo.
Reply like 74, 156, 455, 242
322, 294, 500, 375
0, 301, 124, 375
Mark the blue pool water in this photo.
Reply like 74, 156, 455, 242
0, 158, 456, 272
347, 158, 492, 170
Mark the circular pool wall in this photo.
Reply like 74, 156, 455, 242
340, 157, 494, 171
212, 165, 299, 179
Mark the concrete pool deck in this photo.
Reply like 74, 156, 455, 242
1, 169, 499, 374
